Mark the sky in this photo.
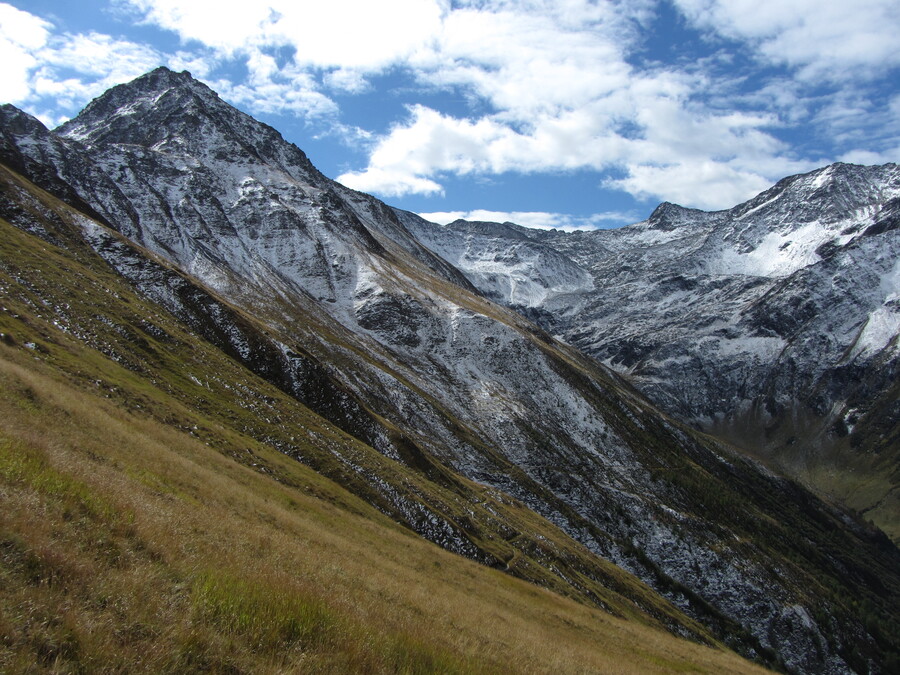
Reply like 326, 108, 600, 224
2, 0, 899, 230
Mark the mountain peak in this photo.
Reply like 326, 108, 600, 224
446, 218, 532, 240
56, 67, 224, 149
53, 67, 325, 186
726, 161, 900, 225
646, 201, 707, 231
1, 103, 49, 136
124, 66, 211, 99
144, 65, 195, 81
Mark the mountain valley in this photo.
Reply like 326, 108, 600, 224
400, 164, 900, 544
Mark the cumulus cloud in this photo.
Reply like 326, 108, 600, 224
607, 162, 772, 211
339, 166, 443, 197
167, 51, 217, 78
116, 0, 451, 119
0, 3, 337, 123
122, 0, 273, 54
413, 3, 637, 117
334, 1, 815, 208
418, 209, 639, 230
0, 3, 163, 121
212, 66, 338, 118
333, 0, 898, 207
35, 32, 162, 100
839, 149, 900, 166
324, 68, 371, 94
123, 0, 446, 69
337, 74, 799, 207
136, 0, 787, 210
0, 3, 51, 103
671, 0, 900, 80
5, 0, 897, 212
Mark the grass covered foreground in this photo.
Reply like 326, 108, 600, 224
0, 342, 771, 673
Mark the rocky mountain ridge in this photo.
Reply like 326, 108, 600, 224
404, 163, 900, 542
2, 67, 899, 673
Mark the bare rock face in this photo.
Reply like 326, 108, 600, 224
3, 68, 900, 674
404, 163, 900, 541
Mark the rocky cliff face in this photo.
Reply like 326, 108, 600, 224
3, 67, 899, 674
393, 213, 596, 307
404, 164, 900, 542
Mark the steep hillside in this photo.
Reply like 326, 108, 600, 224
0, 162, 750, 672
401, 165, 900, 543
2, 68, 899, 673
0, 168, 777, 674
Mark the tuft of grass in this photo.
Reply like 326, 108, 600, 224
0, 437, 125, 527
191, 569, 336, 652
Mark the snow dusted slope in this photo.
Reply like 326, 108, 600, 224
51, 68, 472, 316
422, 164, 900, 539
4, 69, 900, 673
395, 211, 595, 307
548, 165, 900, 464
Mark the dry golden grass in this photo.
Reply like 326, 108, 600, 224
0, 347, 772, 674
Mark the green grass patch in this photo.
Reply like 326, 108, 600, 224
190, 568, 480, 673
0, 436, 125, 526
191, 569, 336, 652
377, 631, 478, 675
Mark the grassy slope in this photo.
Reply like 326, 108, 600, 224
0, 167, 769, 672
0, 351, 771, 674
709, 380, 900, 546
804, 373, 900, 545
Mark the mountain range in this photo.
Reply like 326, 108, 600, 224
398, 162, 900, 543
1, 67, 898, 674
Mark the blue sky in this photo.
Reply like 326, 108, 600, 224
2, 0, 899, 230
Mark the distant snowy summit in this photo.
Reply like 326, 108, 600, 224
408, 161, 900, 531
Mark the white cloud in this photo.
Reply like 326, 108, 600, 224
606, 162, 774, 211
0, 4, 164, 117
672, 0, 900, 80
324, 68, 371, 94
0, 3, 51, 103
415, 5, 635, 117
123, 0, 447, 69
320, 122, 374, 147
418, 209, 639, 230
0, 3, 335, 124
268, 0, 445, 70
168, 50, 217, 78
122, 0, 273, 54
7, 0, 897, 212
839, 149, 900, 166
212, 65, 338, 118
36, 32, 162, 99
331, 1, 824, 209
118, 0, 449, 119
96, 0, 899, 208
336, 76, 797, 207
339, 166, 443, 197
417, 211, 465, 224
